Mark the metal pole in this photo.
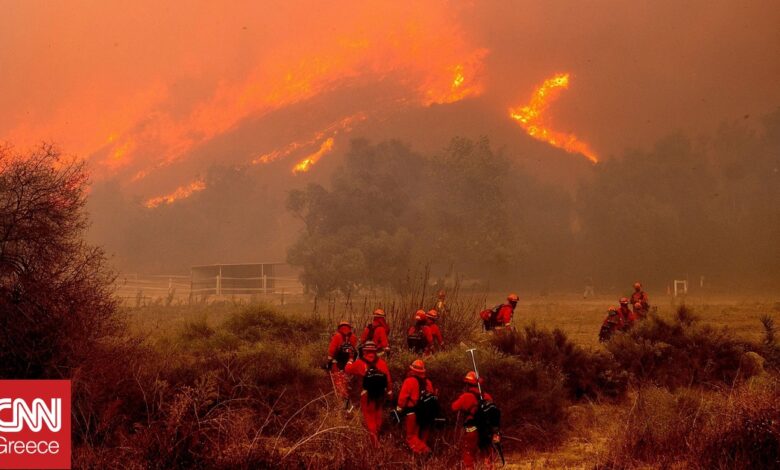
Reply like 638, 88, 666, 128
466, 348, 483, 398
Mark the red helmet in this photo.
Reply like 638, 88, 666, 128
608, 307, 617, 315
415, 310, 427, 321
464, 371, 480, 385
362, 341, 378, 353
410, 359, 425, 373
634, 282, 642, 289
619, 297, 629, 305
338, 320, 352, 329
373, 308, 385, 317
426, 309, 439, 320
507, 293, 519, 303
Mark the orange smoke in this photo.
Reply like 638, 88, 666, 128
292, 138, 335, 174
144, 179, 206, 208
509, 73, 598, 163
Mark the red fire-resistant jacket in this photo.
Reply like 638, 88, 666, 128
452, 387, 493, 421
428, 323, 443, 348
631, 290, 649, 308
617, 306, 637, 326
398, 375, 435, 409
345, 357, 392, 391
408, 324, 434, 347
496, 304, 514, 325
361, 320, 389, 350
327, 331, 358, 360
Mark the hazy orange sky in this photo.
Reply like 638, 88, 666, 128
2, 0, 778, 194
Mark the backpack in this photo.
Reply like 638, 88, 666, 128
362, 359, 388, 401
479, 304, 504, 331
470, 392, 501, 447
335, 333, 356, 368
414, 378, 439, 425
365, 323, 376, 341
407, 325, 427, 353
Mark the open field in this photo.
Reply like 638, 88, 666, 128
112, 294, 780, 468
125, 294, 779, 348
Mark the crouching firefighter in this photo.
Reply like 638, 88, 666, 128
345, 341, 392, 447
598, 307, 622, 343
396, 359, 439, 454
479, 294, 518, 331
327, 320, 358, 407
452, 372, 503, 469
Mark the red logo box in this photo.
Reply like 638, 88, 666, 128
0, 380, 70, 469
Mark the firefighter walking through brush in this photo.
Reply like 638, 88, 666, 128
452, 371, 501, 470
396, 359, 438, 454
345, 341, 392, 447
407, 310, 434, 355
426, 309, 444, 352
361, 308, 390, 355
327, 320, 358, 405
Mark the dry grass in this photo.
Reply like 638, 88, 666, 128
82, 294, 779, 468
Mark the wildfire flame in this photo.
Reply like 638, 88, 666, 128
251, 113, 364, 165
144, 179, 206, 208
292, 138, 335, 174
509, 73, 598, 163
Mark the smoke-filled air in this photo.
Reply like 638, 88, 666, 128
1, 1, 779, 469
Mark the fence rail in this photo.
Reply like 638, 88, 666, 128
114, 274, 304, 307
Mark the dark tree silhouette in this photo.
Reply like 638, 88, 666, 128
0, 144, 118, 378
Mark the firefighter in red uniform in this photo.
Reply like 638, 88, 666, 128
599, 307, 623, 342
452, 371, 496, 469
397, 359, 436, 453
345, 341, 392, 447
327, 321, 358, 402
426, 309, 444, 352
631, 282, 650, 310
617, 297, 637, 329
361, 308, 390, 355
496, 293, 519, 329
407, 310, 434, 355
633, 301, 647, 320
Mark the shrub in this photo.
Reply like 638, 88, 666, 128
606, 306, 749, 389
224, 304, 325, 342
492, 325, 628, 400
603, 378, 780, 469
388, 346, 569, 448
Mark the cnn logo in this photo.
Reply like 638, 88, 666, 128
0, 398, 61, 433
0, 381, 70, 469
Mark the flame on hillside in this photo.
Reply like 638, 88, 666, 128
509, 73, 598, 163
251, 113, 365, 165
292, 138, 335, 174
144, 179, 206, 208
0, 4, 487, 185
